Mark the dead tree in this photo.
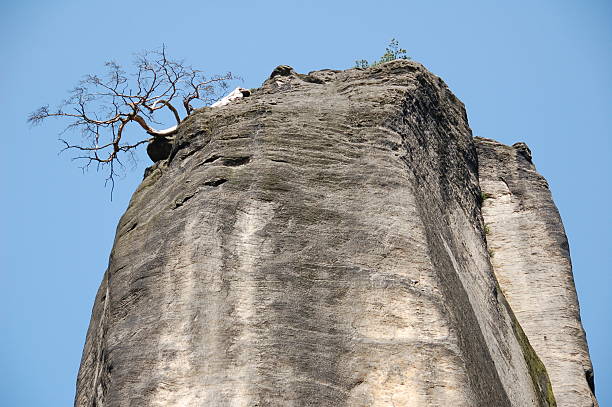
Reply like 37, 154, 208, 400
29, 46, 234, 190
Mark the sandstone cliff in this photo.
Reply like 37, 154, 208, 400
74, 61, 595, 406
477, 138, 597, 407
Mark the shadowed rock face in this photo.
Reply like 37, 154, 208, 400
74, 61, 593, 406
477, 138, 597, 407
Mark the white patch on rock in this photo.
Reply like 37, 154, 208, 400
211, 87, 250, 108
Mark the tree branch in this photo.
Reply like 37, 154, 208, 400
28, 46, 236, 190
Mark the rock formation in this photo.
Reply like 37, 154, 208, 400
477, 138, 597, 407
74, 60, 596, 406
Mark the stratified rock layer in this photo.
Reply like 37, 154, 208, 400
477, 138, 597, 407
75, 61, 574, 406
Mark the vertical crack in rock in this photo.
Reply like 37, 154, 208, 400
74, 61, 596, 406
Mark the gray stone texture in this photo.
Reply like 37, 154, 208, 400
477, 137, 597, 407
74, 61, 594, 406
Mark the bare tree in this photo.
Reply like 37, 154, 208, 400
29, 46, 234, 190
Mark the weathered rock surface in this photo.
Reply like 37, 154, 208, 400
477, 138, 597, 407
74, 61, 594, 406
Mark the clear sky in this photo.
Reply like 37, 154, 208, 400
1, 1, 610, 405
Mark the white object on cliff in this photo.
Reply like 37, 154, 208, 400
211, 87, 250, 108
155, 125, 178, 136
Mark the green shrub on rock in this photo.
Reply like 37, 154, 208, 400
354, 38, 410, 68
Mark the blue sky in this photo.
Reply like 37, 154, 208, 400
1, 1, 610, 405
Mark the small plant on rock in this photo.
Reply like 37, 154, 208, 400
484, 224, 491, 235
354, 59, 369, 69
354, 38, 410, 68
